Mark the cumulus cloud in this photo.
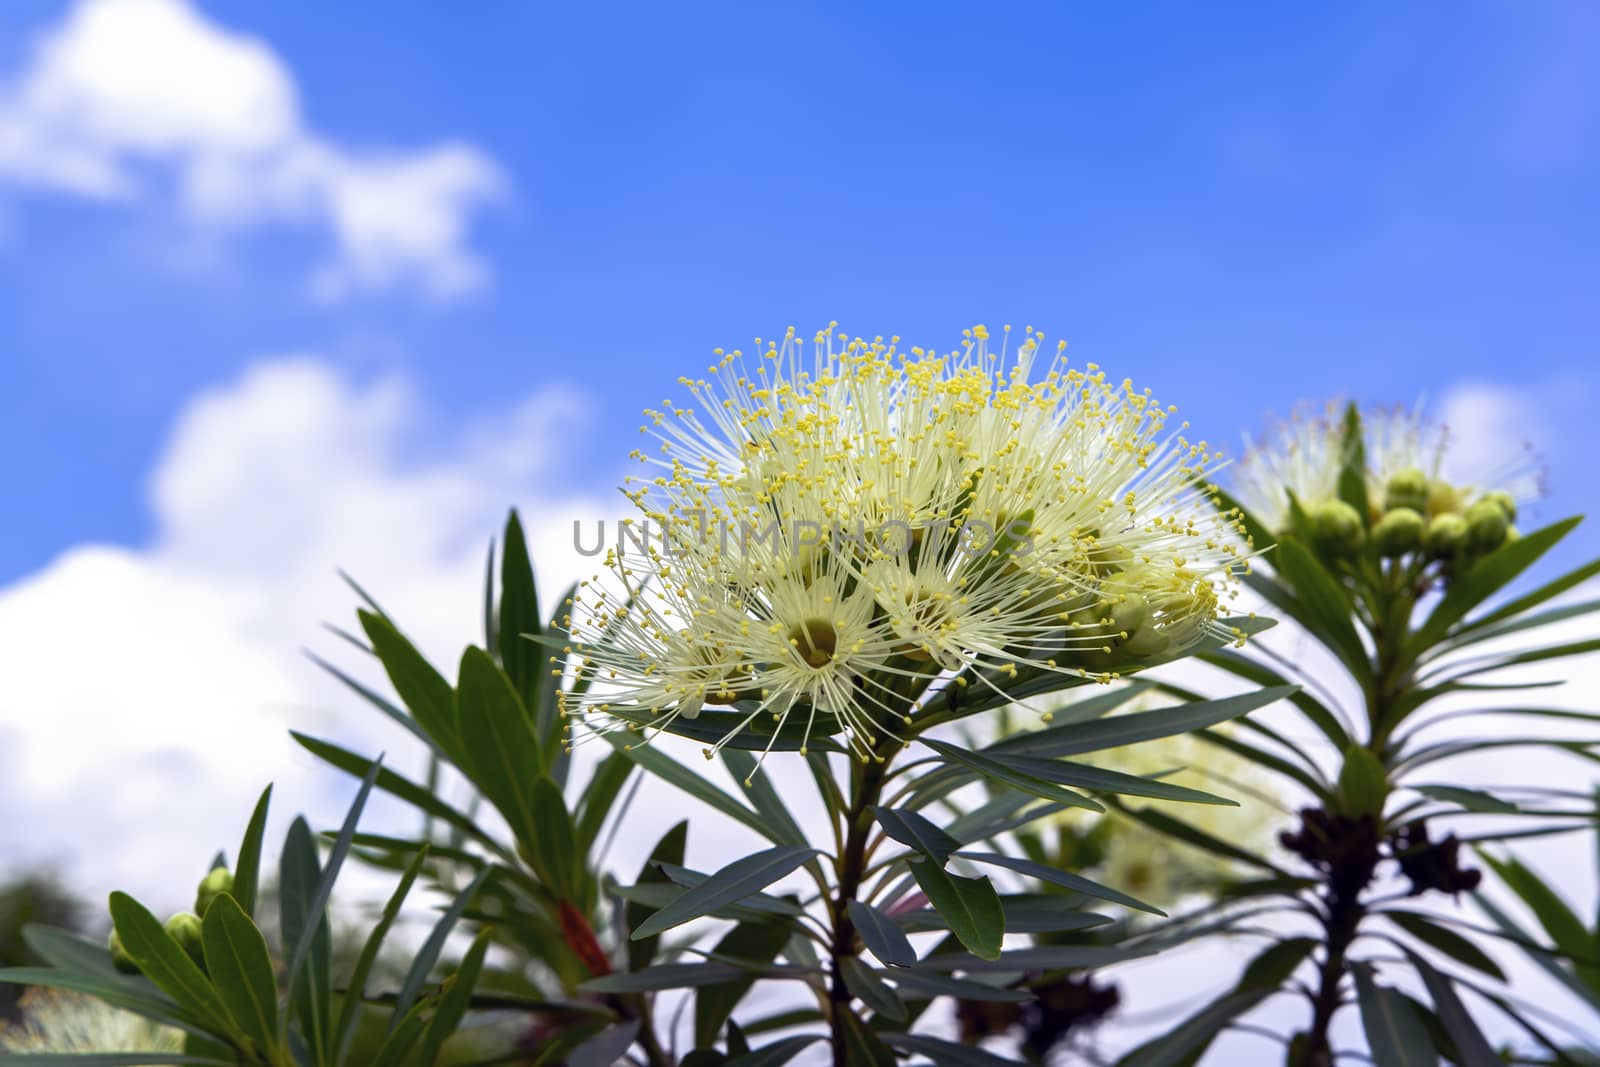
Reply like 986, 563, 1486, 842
0, 357, 603, 908
0, 0, 505, 300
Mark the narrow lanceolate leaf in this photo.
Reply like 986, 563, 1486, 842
581, 962, 750, 993
1405, 952, 1500, 1067
921, 739, 1102, 811
530, 775, 581, 901
1384, 911, 1505, 981
416, 928, 493, 1067
882, 1032, 1019, 1066
199, 895, 279, 1056
693, 917, 795, 1047
1413, 517, 1582, 652
724, 1036, 821, 1067
917, 943, 1155, 973
280, 816, 332, 1058
22, 926, 118, 976
957, 851, 1164, 916
841, 957, 907, 1021
848, 900, 916, 967
871, 805, 959, 865
0, 966, 199, 1031
498, 509, 543, 708
232, 785, 271, 919
631, 846, 820, 940
357, 610, 461, 760
0, 1057, 236, 1066
886, 969, 1031, 1003
907, 858, 1003, 961
1354, 965, 1435, 1067
999, 753, 1237, 806
627, 821, 687, 971
391, 868, 491, 1029
455, 647, 543, 855
985, 686, 1296, 759
567, 1021, 641, 1067
723, 749, 807, 847
1413, 785, 1518, 814
107, 893, 232, 1035
1274, 538, 1370, 676
335, 846, 429, 1063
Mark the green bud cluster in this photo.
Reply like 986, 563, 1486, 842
196, 867, 234, 918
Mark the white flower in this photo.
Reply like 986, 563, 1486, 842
0, 991, 183, 1055
1234, 400, 1542, 533
562, 325, 1248, 772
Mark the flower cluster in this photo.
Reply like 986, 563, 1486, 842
1234, 401, 1540, 566
0, 991, 182, 1056
561, 325, 1248, 768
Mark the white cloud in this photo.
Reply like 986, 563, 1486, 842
0, 0, 505, 300
0, 357, 604, 908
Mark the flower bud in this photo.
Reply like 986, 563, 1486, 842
1424, 513, 1468, 558
195, 867, 234, 918
1384, 467, 1429, 515
108, 929, 140, 974
165, 912, 206, 968
1427, 479, 1461, 517
1480, 489, 1517, 523
1466, 499, 1509, 553
1372, 507, 1424, 558
1310, 499, 1365, 557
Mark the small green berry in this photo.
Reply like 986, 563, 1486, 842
108, 929, 140, 974
1425, 513, 1469, 558
165, 912, 206, 968
1480, 489, 1517, 523
1384, 467, 1430, 515
195, 868, 234, 918
1372, 507, 1424, 558
1311, 499, 1365, 557
1466, 499, 1509, 553
1427, 479, 1461, 517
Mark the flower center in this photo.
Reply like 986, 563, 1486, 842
788, 617, 839, 668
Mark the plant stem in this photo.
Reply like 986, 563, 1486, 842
828, 752, 891, 1064
1297, 887, 1364, 1067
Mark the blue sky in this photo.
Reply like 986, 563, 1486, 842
2, 0, 1596, 582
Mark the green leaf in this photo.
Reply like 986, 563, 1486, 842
498, 510, 542, 704
568, 1021, 642, 1067
1274, 538, 1370, 677
1001, 753, 1237, 806
279, 817, 332, 1061
1385, 911, 1506, 981
334, 846, 429, 1063
606, 734, 774, 841
919, 943, 1156, 973
530, 775, 582, 901
1354, 964, 1436, 1067
841, 958, 906, 1021
628, 821, 688, 970
358, 609, 462, 761
1335, 401, 1369, 520
200, 894, 279, 1057
574, 750, 637, 852
922, 739, 1101, 811
391, 868, 490, 1029
230, 786, 271, 920
1198, 648, 1350, 749
1413, 517, 1583, 653
986, 686, 1295, 759
724, 1036, 821, 1067
1114, 937, 1315, 1066
957, 851, 1163, 916
906, 858, 1003, 961
416, 927, 493, 1066
1480, 852, 1600, 998
1462, 555, 1600, 634
455, 647, 543, 856
884, 970, 1030, 1003
1412, 785, 1518, 815
1337, 744, 1390, 817
21, 926, 118, 976
881, 1032, 1018, 1066
632, 846, 819, 940
693, 917, 794, 1047
871, 806, 959, 865
1405, 951, 1500, 1067
839, 1011, 895, 1067
848, 899, 916, 967
581, 962, 751, 993
107, 893, 232, 1036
